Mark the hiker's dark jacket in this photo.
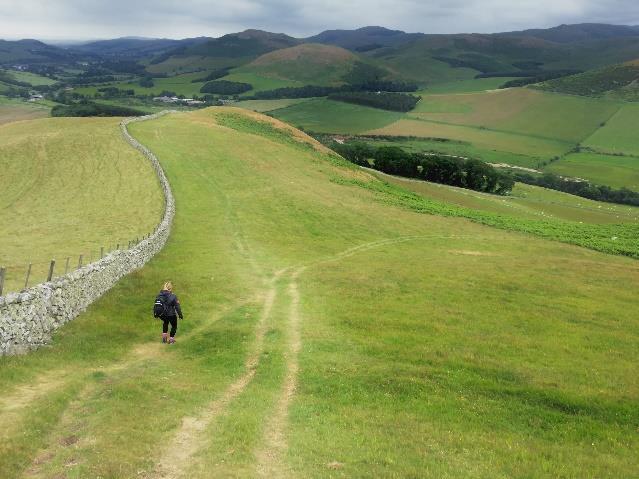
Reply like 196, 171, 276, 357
158, 290, 183, 319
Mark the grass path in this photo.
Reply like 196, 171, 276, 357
1, 108, 637, 478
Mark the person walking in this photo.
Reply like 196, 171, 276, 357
155, 281, 183, 344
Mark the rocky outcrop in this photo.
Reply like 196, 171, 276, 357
0, 111, 175, 355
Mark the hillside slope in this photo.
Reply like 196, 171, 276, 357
537, 60, 639, 99
238, 43, 358, 84
0, 108, 637, 477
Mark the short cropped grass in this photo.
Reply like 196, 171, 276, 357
0, 117, 163, 292
0, 108, 637, 478
368, 118, 572, 158
271, 98, 403, 134
410, 89, 620, 143
546, 151, 639, 190
582, 103, 639, 156
235, 98, 312, 112
419, 77, 517, 95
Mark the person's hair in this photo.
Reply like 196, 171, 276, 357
163, 281, 173, 292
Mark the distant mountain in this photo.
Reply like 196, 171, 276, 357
148, 29, 300, 71
167, 30, 298, 59
72, 37, 207, 58
0, 39, 79, 65
306, 26, 420, 51
505, 23, 639, 44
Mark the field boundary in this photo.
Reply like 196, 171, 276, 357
0, 111, 176, 356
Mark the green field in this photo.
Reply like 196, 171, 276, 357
271, 98, 403, 133
235, 98, 312, 112
377, 170, 639, 224
4, 69, 57, 86
367, 118, 572, 158
419, 77, 517, 95
0, 108, 638, 478
0, 97, 50, 125
0, 117, 163, 293
546, 152, 639, 190
582, 103, 639, 156
410, 89, 620, 143
75, 71, 208, 97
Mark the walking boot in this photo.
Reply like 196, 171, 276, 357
169, 337, 176, 344
162, 333, 168, 343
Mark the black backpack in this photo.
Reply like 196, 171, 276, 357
153, 294, 168, 318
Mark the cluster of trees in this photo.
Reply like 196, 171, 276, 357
476, 69, 581, 79
250, 85, 342, 99
332, 142, 514, 195
51, 101, 145, 117
342, 62, 418, 92
139, 77, 154, 87
248, 82, 418, 101
513, 172, 639, 206
433, 54, 505, 74
192, 68, 230, 83
538, 65, 639, 97
97, 86, 135, 98
200, 80, 252, 94
327, 91, 419, 112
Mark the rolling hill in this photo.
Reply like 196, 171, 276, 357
237, 43, 359, 85
504, 23, 639, 43
72, 36, 208, 58
0, 39, 79, 65
0, 108, 637, 477
147, 29, 300, 73
306, 25, 420, 51
537, 59, 639, 99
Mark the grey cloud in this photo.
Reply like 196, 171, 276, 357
0, 0, 638, 40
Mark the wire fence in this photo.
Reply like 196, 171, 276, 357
0, 230, 156, 296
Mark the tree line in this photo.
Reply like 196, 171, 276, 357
51, 102, 145, 117
200, 80, 252, 94
327, 91, 420, 112
512, 172, 639, 207
331, 142, 515, 195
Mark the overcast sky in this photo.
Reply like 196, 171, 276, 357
1, 0, 638, 41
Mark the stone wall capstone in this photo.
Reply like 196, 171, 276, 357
0, 111, 176, 355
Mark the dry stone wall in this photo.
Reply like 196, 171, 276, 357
0, 111, 176, 355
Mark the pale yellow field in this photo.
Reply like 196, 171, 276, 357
0, 117, 163, 292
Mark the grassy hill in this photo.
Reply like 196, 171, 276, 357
0, 108, 637, 477
0, 117, 163, 293
0, 39, 79, 65
237, 44, 358, 85
147, 30, 300, 74
537, 60, 639, 99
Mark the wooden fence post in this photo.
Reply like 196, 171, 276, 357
65, 257, 70, 274
100, 247, 104, 259
24, 263, 32, 289
47, 260, 56, 282
78, 254, 83, 269
116, 243, 120, 250
0, 267, 5, 296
